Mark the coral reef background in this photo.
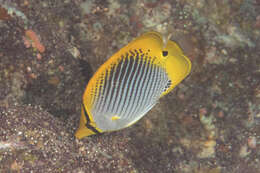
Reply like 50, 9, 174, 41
0, 0, 259, 172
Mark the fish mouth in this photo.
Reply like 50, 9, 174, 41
182, 55, 192, 77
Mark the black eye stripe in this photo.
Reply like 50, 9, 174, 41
162, 51, 168, 57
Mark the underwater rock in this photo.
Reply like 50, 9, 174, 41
0, 105, 135, 172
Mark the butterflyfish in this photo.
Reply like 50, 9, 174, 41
75, 31, 191, 139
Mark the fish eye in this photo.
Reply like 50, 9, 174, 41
162, 51, 168, 57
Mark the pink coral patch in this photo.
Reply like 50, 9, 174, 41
25, 30, 45, 53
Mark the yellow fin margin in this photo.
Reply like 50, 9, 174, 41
75, 105, 102, 139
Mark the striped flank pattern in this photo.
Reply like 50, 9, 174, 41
89, 49, 170, 131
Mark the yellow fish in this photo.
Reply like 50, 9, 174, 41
75, 32, 191, 139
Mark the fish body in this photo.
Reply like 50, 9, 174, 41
75, 32, 191, 139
